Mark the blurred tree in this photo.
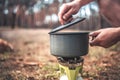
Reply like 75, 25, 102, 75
0, 0, 111, 30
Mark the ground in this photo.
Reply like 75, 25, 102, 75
0, 28, 120, 80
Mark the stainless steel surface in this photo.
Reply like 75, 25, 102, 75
49, 18, 85, 34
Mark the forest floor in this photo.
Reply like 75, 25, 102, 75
0, 28, 120, 80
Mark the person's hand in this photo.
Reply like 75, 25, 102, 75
58, 0, 93, 24
89, 28, 120, 48
58, 0, 81, 24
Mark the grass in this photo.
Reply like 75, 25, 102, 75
88, 46, 108, 60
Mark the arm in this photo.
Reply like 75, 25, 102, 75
116, 27, 120, 40
77, 0, 94, 7
58, 0, 94, 24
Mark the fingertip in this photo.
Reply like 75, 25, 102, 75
58, 15, 64, 25
60, 20, 65, 25
59, 17, 65, 24
63, 16, 67, 20
89, 39, 94, 46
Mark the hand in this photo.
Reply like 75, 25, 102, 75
89, 28, 120, 48
58, 0, 93, 24
58, 0, 81, 24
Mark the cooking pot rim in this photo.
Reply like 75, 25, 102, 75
49, 31, 90, 35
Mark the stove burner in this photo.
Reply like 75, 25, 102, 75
57, 57, 84, 69
58, 57, 84, 80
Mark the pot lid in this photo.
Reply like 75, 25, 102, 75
49, 18, 86, 34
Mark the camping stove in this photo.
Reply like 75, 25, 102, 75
57, 57, 84, 80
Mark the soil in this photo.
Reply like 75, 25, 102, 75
0, 28, 120, 80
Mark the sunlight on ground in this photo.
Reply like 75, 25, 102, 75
0, 28, 119, 80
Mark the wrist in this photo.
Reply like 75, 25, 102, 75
74, 0, 94, 7
118, 27, 120, 38
115, 27, 120, 41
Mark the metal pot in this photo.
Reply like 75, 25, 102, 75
49, 32, 89, 58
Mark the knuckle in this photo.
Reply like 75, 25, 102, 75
64, 14, 69, 18
70, 8, 78, 14
61, 3, 68, 8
